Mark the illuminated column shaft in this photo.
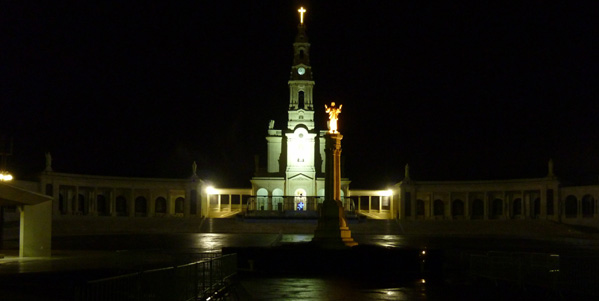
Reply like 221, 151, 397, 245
313, 130, 357, 247
325, 133, 342, 202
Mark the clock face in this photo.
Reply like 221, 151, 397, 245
297, 67, 305, 75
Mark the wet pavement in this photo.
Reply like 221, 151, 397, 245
2, 233, 599, 300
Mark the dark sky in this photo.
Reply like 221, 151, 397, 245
2, 1, 598, 189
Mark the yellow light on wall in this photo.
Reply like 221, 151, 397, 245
206, 186, 217, 195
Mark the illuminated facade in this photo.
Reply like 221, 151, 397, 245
250, 18, 350, 212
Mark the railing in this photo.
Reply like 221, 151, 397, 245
470, 252, 560, 289
245, 196, 356, 212
470, 251, 599, 296
76, 253, 237, 301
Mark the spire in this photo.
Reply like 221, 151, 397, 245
547, 159, 554, 177
404, 164, 411, 181
287, 6, 315, 129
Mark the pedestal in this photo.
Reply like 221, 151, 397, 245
312, 132, 357, 248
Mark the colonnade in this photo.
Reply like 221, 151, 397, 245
39, 172, 203, 218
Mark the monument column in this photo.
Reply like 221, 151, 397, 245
312, 102, 357, 248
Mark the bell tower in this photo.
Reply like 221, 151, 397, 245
288, 7, 315, 131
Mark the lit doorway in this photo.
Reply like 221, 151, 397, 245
294, 189, 307, 211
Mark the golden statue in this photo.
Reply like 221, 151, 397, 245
325, 102, 342, 133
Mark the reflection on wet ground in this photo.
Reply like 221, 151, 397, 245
50, 233, 599, 256
3, 233, 599, 300
237, 277, 427, 301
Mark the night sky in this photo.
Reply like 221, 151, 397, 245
2, 1, 598, 189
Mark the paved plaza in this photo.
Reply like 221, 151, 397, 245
1, 219, 599, 299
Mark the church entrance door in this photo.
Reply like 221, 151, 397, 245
294, 189, 307, 211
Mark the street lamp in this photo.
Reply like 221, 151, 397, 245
0, 136, 13, 182
0, 171, 12, 182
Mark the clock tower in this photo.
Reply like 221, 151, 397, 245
251, 7, 349, 212
287, 18, 315, 130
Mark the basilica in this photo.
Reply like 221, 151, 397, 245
3, 8, 599, 228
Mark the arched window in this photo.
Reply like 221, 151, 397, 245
472, 199, 484, 218
59, 194, 66, 215
452, 199, 464, 217
533, 198, 540, 217
299, 49, 304, 59
257, 188, 268, 211
512, 198, 522, 216
77, 194, 85, 214
298, 91, 305, 108
565, 195, 577, 218
97, 195, 108, 216
116, 196, 127, 216
175, 197, 185, 214
582, 195, 594, 218
492, 199, 503, 217
433, 199, 444, 216
135, 196, 147, 216
416, 200, 425, 216
155, 197, 167, 214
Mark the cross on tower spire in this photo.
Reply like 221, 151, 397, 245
298, 7, 306, 24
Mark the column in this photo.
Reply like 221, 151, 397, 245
465, 192, 470, 219
91, 188, 97, 216
483, 192, 489, 220
129, 189, 135, 217
523, 191, 529, 219
578, 195, 582, 219
448, 192, 452, 220
540, 189, 547, 218
110, 188, 116, 217
411, 191, 416, 219
74, 186, 80, 214
148, 193, 155, 217
167, 191, 172, 215
502, 191, 507, 220
52, 183, 60, 216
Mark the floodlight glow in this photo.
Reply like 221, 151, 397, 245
206, 186, 217, 194
0, 172, 13, 181
382, 189, 393, 196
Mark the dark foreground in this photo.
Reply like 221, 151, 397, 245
1, 232, 598, 300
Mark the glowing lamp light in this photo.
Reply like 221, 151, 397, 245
0, 171, 13, 182
206, 186, 217, 195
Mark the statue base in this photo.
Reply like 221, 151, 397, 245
312, 199, 358, 248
